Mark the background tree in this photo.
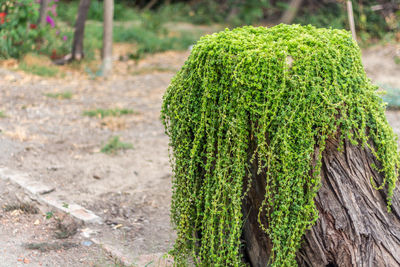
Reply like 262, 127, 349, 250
72, 0, 91, 60
280, 0, 303, 24
37, 0, 49, 26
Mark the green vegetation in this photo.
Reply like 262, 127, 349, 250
161, 25, 400, 266
381, 84, 400, 109
0, 1, 72, 59
44, 91, 73, 100
395, 56, 400, 65
115, 27, 198, 58
293, 0, 397, 42
0, 0, 40, 59
82, 21, 200, 60
83, 108, 134, 118
46, 211, 54, 219
101, 136, 133, 154
19, 62, 59, 77
0, 111, 5, 118
57, 0, 140, 23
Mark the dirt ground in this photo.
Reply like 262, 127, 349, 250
0, 42, 399, 266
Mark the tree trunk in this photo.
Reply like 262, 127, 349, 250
143, 0, 158, 10
72, 0, 91, 61
243, 137, 400, 266
280, 0, 303, 24
346, 1, 357, 41
101, 0, 113, 76
38, 0, 49, 26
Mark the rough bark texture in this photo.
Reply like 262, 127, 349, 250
243, 137, 400, 266
72, 0, 91, 60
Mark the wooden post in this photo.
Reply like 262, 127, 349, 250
101, 0, 114, 76
347, 1, 357, 41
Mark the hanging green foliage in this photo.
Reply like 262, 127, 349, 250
161, 24, 400, 266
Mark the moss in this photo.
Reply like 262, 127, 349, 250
161, 24, 400, 266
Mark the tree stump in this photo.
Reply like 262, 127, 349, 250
161, 24, 400, 266
243, 137, 400, 266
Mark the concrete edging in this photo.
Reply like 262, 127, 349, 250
0, 167, 102, 224
0, 167, 172, 266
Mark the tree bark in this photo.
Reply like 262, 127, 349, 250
242, 137, 400, 266
101, 0, 113, 76
72, 0, 91, 61
38, 0, 49, 26
280, 0, 303, 24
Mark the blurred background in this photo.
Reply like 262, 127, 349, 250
1, 0, 399, 62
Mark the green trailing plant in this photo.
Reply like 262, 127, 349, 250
161, 24, 400, 266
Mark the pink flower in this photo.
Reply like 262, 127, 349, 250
46, 15, 55, 28
63, 35, 68, 41
48, 4, 57, 17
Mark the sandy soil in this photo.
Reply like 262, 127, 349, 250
363, 44, 400, 139
0, 42, 399, 266
0, 51, 188, 266
0, 179, 118, 266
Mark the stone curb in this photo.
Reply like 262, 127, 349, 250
0, 167, 102, 224
0, 167, 171, 266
